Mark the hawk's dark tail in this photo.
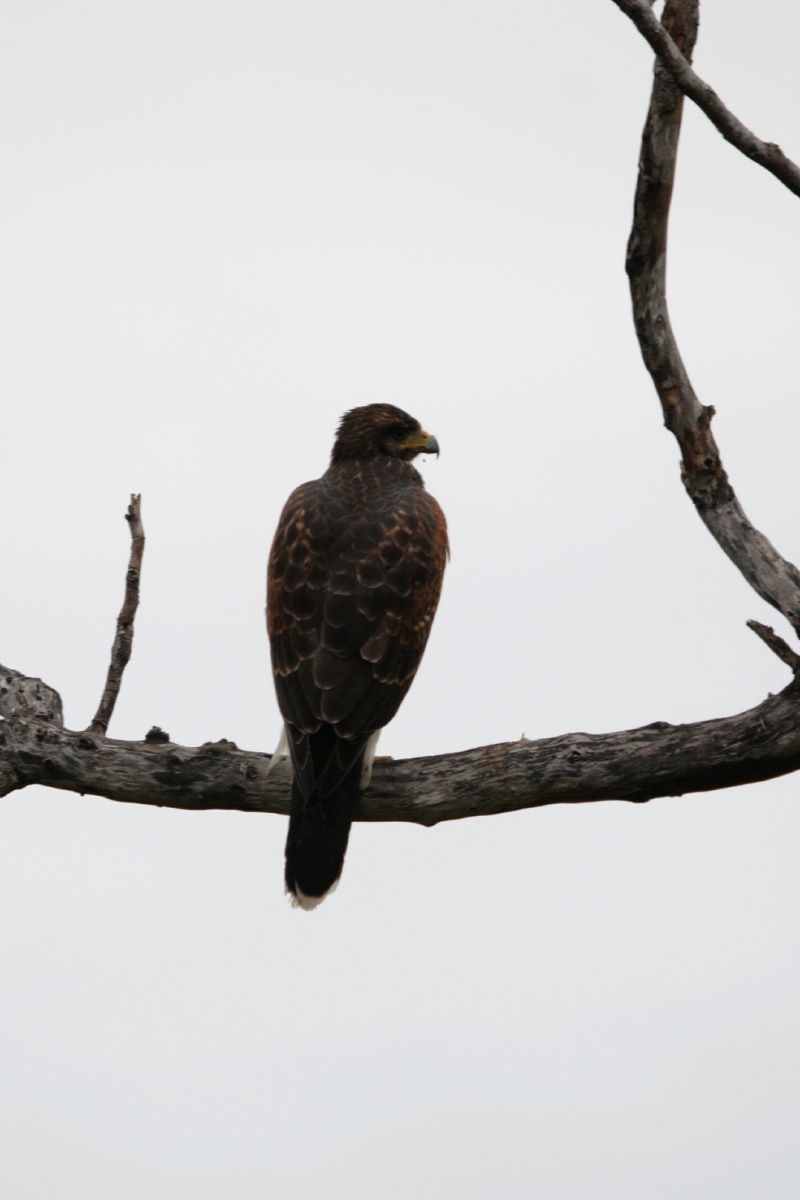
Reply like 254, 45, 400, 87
284, 773, 359, 909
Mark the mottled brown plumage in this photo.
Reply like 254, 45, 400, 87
267, 404, 448, 907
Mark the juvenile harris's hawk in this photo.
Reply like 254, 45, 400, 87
266, 404, 448, 909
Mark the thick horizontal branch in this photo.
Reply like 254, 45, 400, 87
626, 0, 800, 637
612, 0, 800, 199
3, 668, 800, 824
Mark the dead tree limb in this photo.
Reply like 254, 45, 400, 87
2, 665, 800, 824
625, 0, 800, 637
88, 494, 145, 735
746, 621, 800, 676
611, 0, 800, 199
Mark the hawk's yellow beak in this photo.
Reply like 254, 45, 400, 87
401, 429, 440, 456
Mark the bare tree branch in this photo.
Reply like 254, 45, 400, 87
2, 667, 800, 822
625, 0, 800, 638
611, 0, 800, 199
746, 621, 800, 676
88, 494, 145, 735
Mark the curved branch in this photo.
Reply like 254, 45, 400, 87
2, 669, 800, 823
611, 0, 800, 199
625, 0, 800, 637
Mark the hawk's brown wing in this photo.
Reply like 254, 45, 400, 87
267, 457, 448, 801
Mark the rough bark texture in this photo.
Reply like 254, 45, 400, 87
3, 663, 800, 824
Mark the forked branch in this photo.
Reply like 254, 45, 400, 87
625, 0, 800, 637
612, 0, 800, 199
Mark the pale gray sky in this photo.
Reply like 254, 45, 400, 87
2, 2, 800, 1196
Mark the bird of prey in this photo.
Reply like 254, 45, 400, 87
266, 403, 448, 909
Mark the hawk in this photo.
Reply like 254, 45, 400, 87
266, 403, 448, 909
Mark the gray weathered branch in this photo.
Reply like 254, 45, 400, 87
2, 667, 800, 823
746, 621, 800, 676
625, 0, 800, 638
611, 0, 800, 199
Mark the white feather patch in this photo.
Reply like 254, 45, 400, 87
266, 724, 291, 777
288, 879, 340, 911
360, 730, 382, 789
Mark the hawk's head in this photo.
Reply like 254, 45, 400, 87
331, 404, 440, 463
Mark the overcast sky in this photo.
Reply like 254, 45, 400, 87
2, 1, 800, 1196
